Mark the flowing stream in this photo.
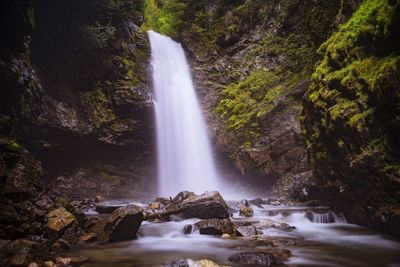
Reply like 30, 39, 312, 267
148, 30, 220, 197
72, 200, 400, 267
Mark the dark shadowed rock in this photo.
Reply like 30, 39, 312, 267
228, 252, 287, 266
183, 224, 192, 234
194, 219, 235, 235
93, 204, 143, 243
51, 239, 70, 252
95, 205, 123, 214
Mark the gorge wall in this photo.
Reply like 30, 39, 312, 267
0, 0, 154, 199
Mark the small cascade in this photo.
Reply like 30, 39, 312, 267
305, 211, 347, 223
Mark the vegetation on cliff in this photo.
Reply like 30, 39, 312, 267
302, 0, 400, 234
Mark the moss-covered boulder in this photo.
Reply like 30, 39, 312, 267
45, 207, 76, 241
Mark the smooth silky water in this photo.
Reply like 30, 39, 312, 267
148, 30, 220, 197
69, 201, 400, 267
67, 32, 400, 266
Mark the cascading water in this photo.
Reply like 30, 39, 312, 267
148, 30, 220, 197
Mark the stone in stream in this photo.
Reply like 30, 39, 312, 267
45, 207, 76, 241
183, 224, 192, 234
165, 259, 225, 267
194, 219, 235, 235
167, 191, 230, 219
254, 219, 296, 232
228, 252, 287, 266
94, 195, 105, 203
95, 204, 123, 214
236, 225, 257, 237
239, 205, 254, 217
92, 204, 143, 243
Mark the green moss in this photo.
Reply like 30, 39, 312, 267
215, 70, 286, 146
82, 22, 116, 48
81, 89, 116, 128
302, 0, 400, 187
246, 33, 315, 72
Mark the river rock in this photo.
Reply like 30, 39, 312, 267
236, 225, 257, 237
194, 219, 235, 235
167, 191, 230, 219
239, 206, 254, 217
95, 204, 122, 214
228, 252, 287, 266
45, 208, 76, 241
254, 219, 296, 232
183, 224, 192, 234
94, 196, 105, 203
149, 202, 161, 210
166, 259, 224, 267
93, 204, 143, 243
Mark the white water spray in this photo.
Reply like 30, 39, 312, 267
148, 30, 220, 197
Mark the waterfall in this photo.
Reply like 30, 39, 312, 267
148, 31, 219, 197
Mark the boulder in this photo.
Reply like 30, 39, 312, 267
236, 226, 257, 237
239, 206, 254, 217
228, 252, 287, 266
194, 219, 235, 235
168, 191, 230, 219
45, 208, 76, 241
92, 205, 143, 243
183, 224, 192, 234
95, 205, 122, 214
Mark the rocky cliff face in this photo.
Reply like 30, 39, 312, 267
0, 0, 154, 199
301, 0, 400, 236
148, 0, 360, 196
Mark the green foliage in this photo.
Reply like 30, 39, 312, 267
246, 33, 315, 71
141, 0, 187, 37
302, 0, 400, 183
81, 89, 116, 127
82, 22, 116, 48
215, 70, 284, 145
